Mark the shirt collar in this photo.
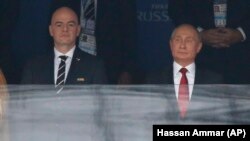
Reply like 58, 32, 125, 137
173, 61, 195, 76
54, 46, 76, 59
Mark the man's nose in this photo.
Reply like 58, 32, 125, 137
180, 40, 186, 49
62, 25, 68, 31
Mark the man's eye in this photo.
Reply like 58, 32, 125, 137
174, 38, 181, 42
68, 23, 75, 27
56, 24, 62, 27
186, 39, 193, 43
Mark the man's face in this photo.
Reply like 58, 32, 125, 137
170, 26, 202, 66
49, 7, 80, 49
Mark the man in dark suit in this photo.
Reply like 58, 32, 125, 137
168, 0, 250, 84
50, 0, 139, 84
147, 24, 223, 118
147, 24, 223, 84
21, 6, 107, 87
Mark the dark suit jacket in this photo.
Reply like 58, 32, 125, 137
50, 0, 137, 84
146, 64, 224, 120
21, 48, 107, 84
168, 0, 250, 83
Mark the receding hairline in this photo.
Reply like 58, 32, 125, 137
170, 24, 201, 41
51, 6, 79, 24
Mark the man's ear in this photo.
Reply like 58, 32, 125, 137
197, 42, 202, 53
169, 40, 174, 52
49, 25, 53, 36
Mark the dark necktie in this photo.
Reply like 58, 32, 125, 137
55, 55, 68, 93
178, 68, 189, 118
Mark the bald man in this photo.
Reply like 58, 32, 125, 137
21, 7, 107, 88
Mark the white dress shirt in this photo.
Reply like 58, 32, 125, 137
173, 61, 195, 100
54, 46, 76, 84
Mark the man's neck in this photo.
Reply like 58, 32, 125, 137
54, 45, 75, 54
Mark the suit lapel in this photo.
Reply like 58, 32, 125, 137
48, 55, 54, 84
66, 48, 92, 84
44, 53, 54, 84
161, 66, 174, 84
194, 69, 202, 84
191, 68, 201, 101
162, 67, 181, 118
66, 48, 81, 84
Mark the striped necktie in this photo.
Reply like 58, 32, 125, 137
84, 0, 95, 20
55, 55, 68, 94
